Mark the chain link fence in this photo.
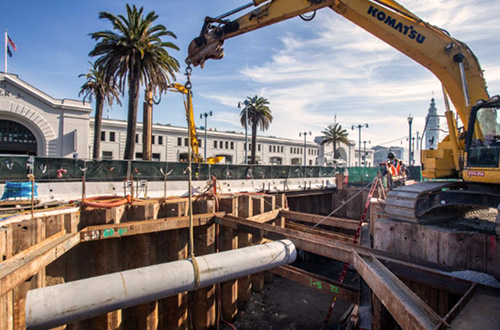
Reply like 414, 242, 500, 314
0, 155, 342, 183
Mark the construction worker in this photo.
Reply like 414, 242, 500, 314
381, 152, 406, 189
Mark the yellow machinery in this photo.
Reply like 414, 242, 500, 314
168, 83, 224, 165
186, 0, 499, 221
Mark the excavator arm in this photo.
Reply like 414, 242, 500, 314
187, 0, 489, 129
167, 83, 201, 162
187, 0, 497, 180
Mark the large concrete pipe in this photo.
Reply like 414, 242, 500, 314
26, 239, 296, 329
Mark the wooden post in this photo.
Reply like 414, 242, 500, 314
218, 197, 238, 322
251, 197, 265, 293
160, 225, 189, 330
237, 195, 253, 302
0, 227, 13, 330
275, 194, 286, 228
190, 199, 216, 330
263, 195, 275, 213
11, 219, 45, 329
121, 204, 158, 330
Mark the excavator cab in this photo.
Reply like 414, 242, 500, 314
463, 96, 500, 183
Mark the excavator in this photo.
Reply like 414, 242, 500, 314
185, 0, 500, 222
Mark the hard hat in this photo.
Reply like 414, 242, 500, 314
387, 152, 395, 159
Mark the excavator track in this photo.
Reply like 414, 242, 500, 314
384, 181, 500, 223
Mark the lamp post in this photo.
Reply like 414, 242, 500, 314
299, 131, 311, 166
363, 140, 371, 167
407, 115, 413, 165
200, 111, 212, 162
352, 124, 368, 167
238, 102, 248, 165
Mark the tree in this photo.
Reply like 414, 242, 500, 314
240, 95, 273, 164
89, 4, 179, 159
321, 123, 349, 163
79, 62, 121, 160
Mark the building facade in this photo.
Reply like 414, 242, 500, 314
0, 73, 328, 165
96, 118, 321, 165
0, 73, 91, 158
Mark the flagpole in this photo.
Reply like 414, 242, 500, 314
4, 29, 7, 73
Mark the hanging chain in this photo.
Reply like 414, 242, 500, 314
185, 64, 193, 91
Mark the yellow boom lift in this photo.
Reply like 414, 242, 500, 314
186, 0, 500, 222
167, 83, 224, 165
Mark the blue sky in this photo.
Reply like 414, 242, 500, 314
1, 0, 499, 149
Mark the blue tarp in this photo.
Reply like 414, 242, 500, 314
1, 182, 38, 200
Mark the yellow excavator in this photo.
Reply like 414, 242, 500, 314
186, 0, 500, 222
167, 83, 224, 165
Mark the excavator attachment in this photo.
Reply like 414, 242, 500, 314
186, 20, 226, 67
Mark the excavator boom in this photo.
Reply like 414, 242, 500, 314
187, 0, 500, 221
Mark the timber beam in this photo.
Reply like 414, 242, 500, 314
0, 231, 80, 296
352, 250, 447, 330
269, 265, 359, 304
285, 222, 354, 243
0, 212, 223, 297
80, 212, 224, 242
280, 210, 359, 231
215, 215, 495, 295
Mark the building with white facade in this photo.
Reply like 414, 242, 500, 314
0, 73, 91, 158
1, 73, 328, 165
96, 118, 321, 165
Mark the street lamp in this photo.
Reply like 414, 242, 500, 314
200, 111, 213, 162
363, 140, 371, 167
352, 124, 368, 167
299, 131, 311, 166
407, 115, 413, 165
238, 102, 248, 165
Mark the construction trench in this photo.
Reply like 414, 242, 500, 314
1, 182, 500, 330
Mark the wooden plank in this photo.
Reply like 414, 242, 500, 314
247, 209, 280, 223
0, 232, 80, 296
285, 222, 355, 243
217, 196, 238, 322
0, 207, 80, 227
191, 223, 216, 330
237, 196, 253, 303
351, 251, 444, 330
0, 227, 13, 330
79, 212, 223, 242
215, 215, 482, 295
281, 210, 359, 231
269, 265, 359, 304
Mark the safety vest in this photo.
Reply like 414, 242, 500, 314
387, 160, 402, 177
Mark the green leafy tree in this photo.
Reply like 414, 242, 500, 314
79, 62, 121, 160
89, 4, 180, 159
321, 123, 349, 162
240, 95, 273, 164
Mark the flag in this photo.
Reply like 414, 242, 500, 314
7, 46, 12, 57
7, 35, 17, 51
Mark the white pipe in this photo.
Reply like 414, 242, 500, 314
26, 239, 296, 330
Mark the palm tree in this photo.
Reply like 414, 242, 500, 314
321, 123, 349, 163
89, 4, 179, 159
240, 95, 273, 164
79, 62, 121, 160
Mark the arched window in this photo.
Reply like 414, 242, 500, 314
0, 120, 37, 155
